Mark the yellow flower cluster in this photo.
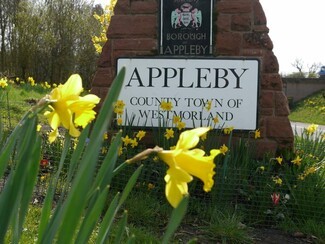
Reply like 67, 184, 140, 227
122, 130, 146, 149
172, 115, 186, 131
0, 77, 8, 89
92, 0, 117, 54
223, 126, 234, 134
114, 100, 125, 125
306, 123, 318, 135
27, 76, 36, 86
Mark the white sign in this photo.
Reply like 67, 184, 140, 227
117, 58, 259, 130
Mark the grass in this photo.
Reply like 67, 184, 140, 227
289, 89, 325, 125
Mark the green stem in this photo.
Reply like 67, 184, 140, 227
5, 91, 11, 129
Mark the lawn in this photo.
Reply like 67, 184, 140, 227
289, 89, 325, 125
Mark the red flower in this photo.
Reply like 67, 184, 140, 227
271, 193, 280, 205
40, 159, 49, 167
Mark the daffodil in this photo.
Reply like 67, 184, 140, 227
157, 127, 220, 207
136, 130, 146, 140
223, 126, 234, 134
219, 144, 228, 155
126, 127, 220, 208
164, 128, 174, 139
160, 100, 173, 111
0, 77, 8, 89
254, 129, 261, 139
44, 74, 100, 143
291, 155, 302, 166
275, 156, 283, 165
176, 121, 186, 130
306, 123, 318, 135
213, 116, 219, 124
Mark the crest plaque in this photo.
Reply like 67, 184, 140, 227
160, 0, 213, 56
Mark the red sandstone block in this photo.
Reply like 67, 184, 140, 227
254, 1, 267, 25
114, 0, 131, 15
243, 32, 273, 50
131, 0, 158, 14
91, 67, 115, 88
254, 139, 277, 158
263, 51, 279, 73
108, 15, 157, 38
275, 92, 290, 116
216, 32, 242, 55
112, 38, 157, 51
260, 91, 274, 108
216, 15, 231, 32
266, 117, 294, 139
97, 41, 113, 68
217, 1, 252, 14
261, 73, 283, 91
241, 49, 264, 56
231, 14, 251, 31
260, 108, 274, 116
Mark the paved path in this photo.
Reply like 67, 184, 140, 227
290, 121, 325, 135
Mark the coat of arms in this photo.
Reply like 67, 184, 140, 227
171, 3, 202, 29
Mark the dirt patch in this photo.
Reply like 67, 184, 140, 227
252, 228, 317, 244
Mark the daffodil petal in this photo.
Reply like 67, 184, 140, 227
164, 167, 191, 208
176, 127, 210, 150
61, 74, 83, 97
175, 149, 219, 192
49, 129, 58, 143
45, 111, 60, 130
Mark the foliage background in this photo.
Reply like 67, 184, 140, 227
0, 0, 103, 88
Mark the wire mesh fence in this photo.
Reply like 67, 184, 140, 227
1, 101, 325, 229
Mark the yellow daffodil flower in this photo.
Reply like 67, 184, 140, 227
44, 74, 100, 143
176, 121, 186, 130
306, 124, 318, 135
275, 156, 283, 165
117, 117, 123, 125
291, 155, 302, 166
272, 176, 282, 185
0, 77, 8, 89
122, 135, 132, 146
165, 128, 174, 139
223, 126, 234, 134
157, 127, 220, 207
213, 116, 219, 124
205, 100, 212, 111
160, 100, 173, 111
219, 144, 228, 155
126, 127, 220, 208
136, 130, 146, 140
254, 129, 261, 139
173, 115, 181, 124
130, 138, 138, 148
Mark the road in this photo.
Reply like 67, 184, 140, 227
290, 121, 325, 136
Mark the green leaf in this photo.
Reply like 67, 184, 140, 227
75, 186, 110, 244
118, 165, 143, 208
96, 192, 120, 244
162, 195, 189, 244
54, 68, 126, 244
0, 115, 38, 242
113, 210, 128, 244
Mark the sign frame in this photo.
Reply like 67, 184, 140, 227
159, 0, 214, 56
116, 57, 260, 131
